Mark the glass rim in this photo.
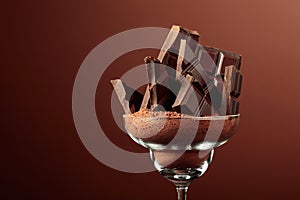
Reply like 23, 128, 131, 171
123, 113, 240, 120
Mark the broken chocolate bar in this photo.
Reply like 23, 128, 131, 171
224, 65, 243, 98
158, 25, 200, 62
144, 56, 177, 111
226, 98, 240, 115
216, 50, 242, 75
140, 85, 150, 109
176, 39, 187, 78
205, 81, 223, 110
220, 65, 242, 115
111, 79, 144, 114
199, 46, 219, 75
161, 52, 178, 76
181, 57, 213, 93
158, 25, 200, 77
172, 74, 211, 116
162, 39, 194, 80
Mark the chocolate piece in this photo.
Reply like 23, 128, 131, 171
205, 82, 223, 110
172, 75, 211, 116
145, 56, 161, 86
176, 39, 187, 79
144, 56, 177, 111
157, 26, 200, 108
158, 25, 200, 75
140, 85, 150, 110
110, 79, 143, 114
199, 46, 219, 75
227, 98, 240, 115
145, 56, 163, 108
180, 46, 221, 91
224, 65, 242, 98
216, 51, 242, 75
181, 58, 213, 93
163, 39, 193, 76
161, 52, 178, 76
221, 65, 242, 115
172, 74, 194, 112
128, 90, 144, 113
158, 25, 200, 62
180, 52, 223, 111
149, 80, 178, 111
194, 97, 211, 116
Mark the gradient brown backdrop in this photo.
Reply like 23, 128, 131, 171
2, 0, 300, 199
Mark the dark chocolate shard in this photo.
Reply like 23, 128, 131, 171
161, 39, 190, 79
145, 56, 161, 85
224, 65, 243, 98
128, 90, 144, 113
195, 99, 211, 117
158, 25, 199, 64
149, 82, 177, 111
221, 65, 242, 115
110, 79, 143, 114
226, 98, 240, 115
144, 56, 178, 111
216, 50, 242, 75
181, 58, 213, 92
161, 51, 179, 78
140, 85, 150, 110
180, 46, 221, 91
176, 39, 187, 78
205, 82, 223, 110
158, 25, 199, 77
172, 75, 211, 116
199, 46, 219, 75
172, 74, 194, 113
144, 56, 163, 107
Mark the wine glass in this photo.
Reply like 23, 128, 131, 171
123, 112, 240, 200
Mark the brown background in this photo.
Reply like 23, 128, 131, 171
2, 0, 300, 199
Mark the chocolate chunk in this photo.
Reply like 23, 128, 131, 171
180, 46, 221, 91
149, 85, 176, 111
158, 25, 199, 64
224, 65, 243, 98
205, 82, 223, 110
226, 98, 240, 115
145, 56, 161, 85
216, 51, 242, 75
140, 85, 150, 110
220, 65, 242, 115
161, 39, 191, 79
128, 90, 144, 113
199, 46, 219, 75
161, 51, 179, 77
172, 75, 212, 116
179, 63, 223, 113
144, 56, 178, 111
172, 74, 194, 111
176, 39, 187, 78
181, 58, 213, 93
110, 79, 143, 114
158, 25, 199, 76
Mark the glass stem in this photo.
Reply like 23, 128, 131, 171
176, 186, 188, 200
